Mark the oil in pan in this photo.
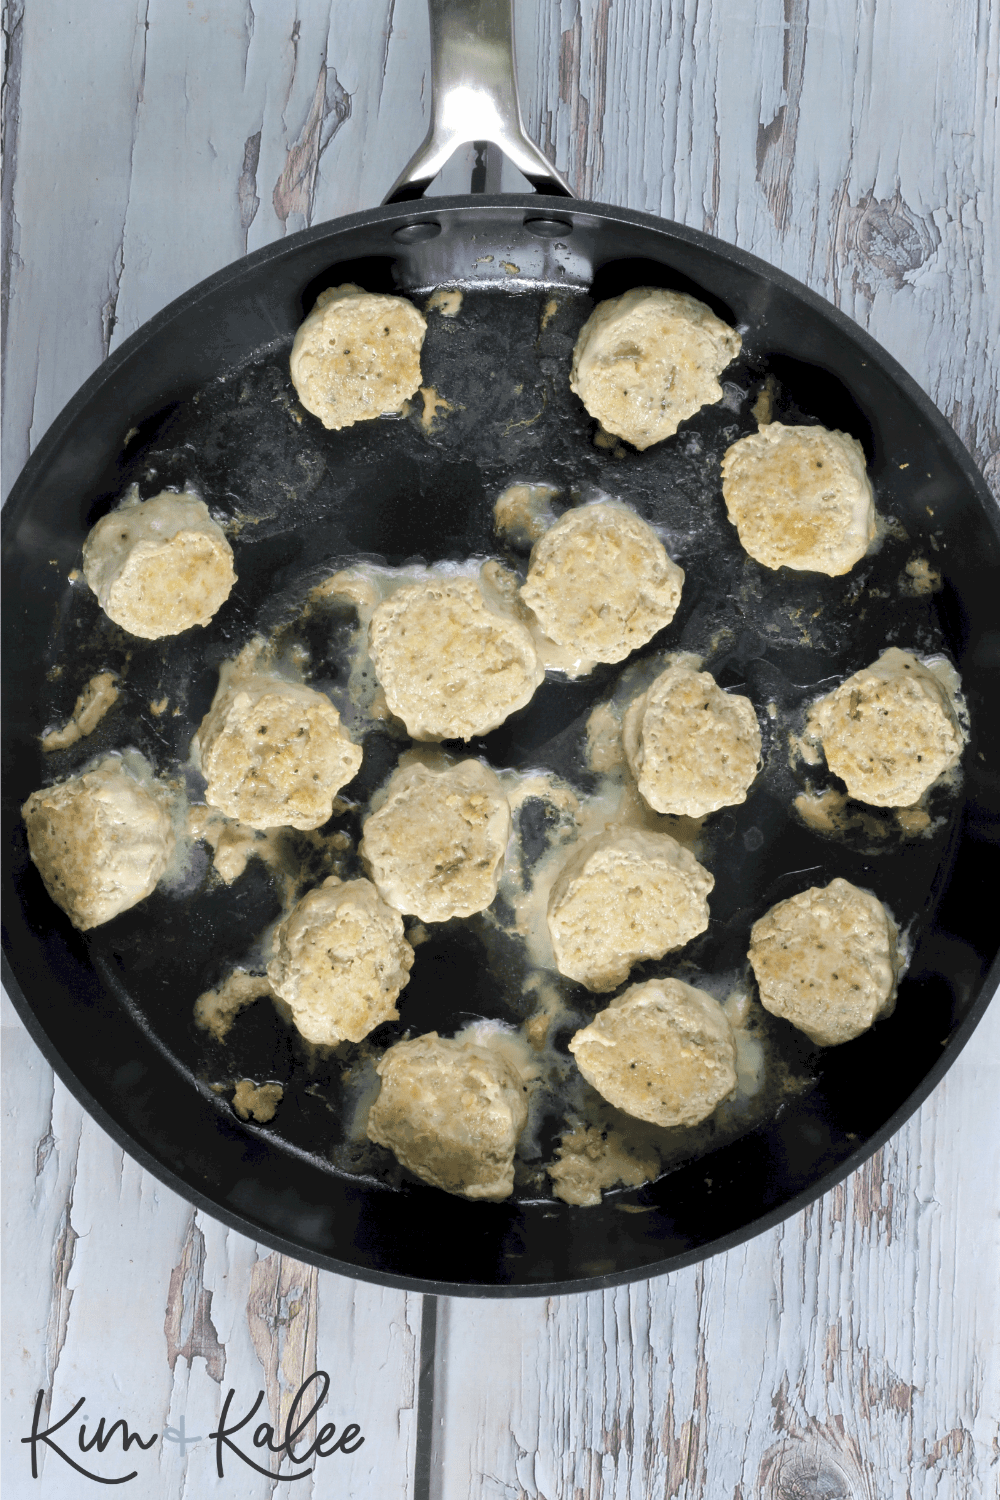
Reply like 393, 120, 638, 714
30, 275, 967, 1212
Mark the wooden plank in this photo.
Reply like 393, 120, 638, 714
2, 0, 147, 493
4, 14, 421, 1489
2, 2, 998, 1497
4, 0, 996, 489
514, 0, 999, 482
431, 0, 999, 1494
434, 1004, 1000, 1499
0, 1019, 422, 1495
2, 0, 432, 495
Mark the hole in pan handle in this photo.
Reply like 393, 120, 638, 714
383, 0, 574, 203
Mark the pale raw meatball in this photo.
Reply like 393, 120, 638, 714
569, 977, 737, 1126
547, 828, 714, 992
808, 648, 964, 807
369, 578, 544, 741
21, 756, 175, 930
366, 1032, 528, 1200
520, 504, 684, 664
194, 667, 362, 831
267, 876, 414, 1046
570, 287, 741, 449
361, 758, 511, 922
721, 423, 875, 575
749, 877, 898, 1047
82, 490, 236, 639
289, 283, 426, 430
623, 664, 761, 816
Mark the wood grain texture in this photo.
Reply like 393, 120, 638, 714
2, 1, 998, 1496
4, 0, 998, 497
516, 0, 1000, 485
433, 1011, 1000, 1499
1, 1022, 423, 1497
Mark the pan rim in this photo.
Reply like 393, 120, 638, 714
4, 191, 998, 1295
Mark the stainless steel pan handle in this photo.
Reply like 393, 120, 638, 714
383, 0, 573, 202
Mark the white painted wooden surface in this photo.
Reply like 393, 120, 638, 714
3, 2, 998, 1496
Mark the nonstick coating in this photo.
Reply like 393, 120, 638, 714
4, 196, 999, 1296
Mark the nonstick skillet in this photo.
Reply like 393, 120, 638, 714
3, 0, 998, 1296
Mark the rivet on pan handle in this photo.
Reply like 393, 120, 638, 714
383, 0, 574, 203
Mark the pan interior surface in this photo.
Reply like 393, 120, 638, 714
4, 200, 999, 1294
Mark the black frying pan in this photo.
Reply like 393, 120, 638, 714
3, 1, 998, 1296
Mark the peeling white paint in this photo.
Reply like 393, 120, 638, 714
1, 2, 998, 1495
